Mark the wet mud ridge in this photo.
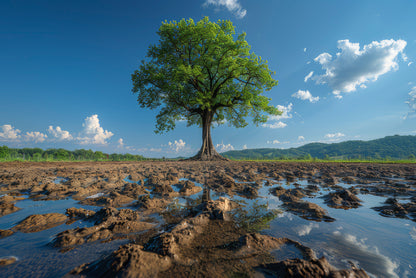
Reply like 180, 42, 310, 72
0, 161, 415, 277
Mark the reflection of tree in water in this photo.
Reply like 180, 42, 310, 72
163, 186, 211, 225
202, 187, 211, 203
231, 200, 281, 233
163, 185, 280, 232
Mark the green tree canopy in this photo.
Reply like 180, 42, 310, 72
132, 17, 280, 160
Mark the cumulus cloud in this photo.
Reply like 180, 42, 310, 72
298, 136, 305, 141
296, 223, 319, 236
242, 144, 248, 150
204, 0, 246, 18
216, 142, 234, 152
269, 103, 293, 121
325, 132, 345, 139
168, 139, 186, 152
117, 138, 124, 148
78, 114, 114, 145
262, 103, 293, 129
267, 140, 280, 144
0, 124, 21, 141
304, 71, 314, 82
262, 122, 287, 129
25, 131, 47, 143
48, 126, 73, 141
313, 39, 407, 98
304, 48, 307, 52
408, 61, 414, 67
292, 90, 319, 103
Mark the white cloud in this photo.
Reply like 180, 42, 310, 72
298, 136, 305, 141
404, 86, 416, 119
242, 144, 248, 150
331, 231, 399, 278
48, 126, 73, 141
410, 227, 416, 241
313, 39, 407, 97
117, 138, 124, 148
262, 103, 292, 129
408, 62, 414, 66
25, 131, 47, 143
269, 103, 293, 121
168, 139, 186, 152
78, 114, 114, 145
303, 48, 307, 52
204, 0, 246, 18
296, 223, 319, 236
215, 142, 234, 152
267, 140, 280, 144
292, 90, 319, 103
304, 71, 314, 82
325, 132, 345, 139
0, 125, 21, 141
262, 122, 287, 129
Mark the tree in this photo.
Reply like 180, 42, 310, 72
0, 146, 10, 159
132, 17, 280, 160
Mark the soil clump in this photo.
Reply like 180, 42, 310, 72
12, 213, 67, 233
324, 189, 362, 209
1, 161, 414, 277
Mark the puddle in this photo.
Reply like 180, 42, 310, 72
270, 243, 306, 261
1, 177, 415, 277
0, 197, 121, 276
86, 192, 106, 199
262, 183, 415, 278
53, 177, 69, 184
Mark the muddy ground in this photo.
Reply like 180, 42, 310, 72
1, 161, 415, 277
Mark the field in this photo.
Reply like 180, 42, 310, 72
0, 161, 415, 277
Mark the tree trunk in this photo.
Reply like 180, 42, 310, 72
188, 111, 228, 161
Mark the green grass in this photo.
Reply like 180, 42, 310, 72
226, 158, 416, 164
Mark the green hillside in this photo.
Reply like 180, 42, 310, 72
222, 135, 416, 160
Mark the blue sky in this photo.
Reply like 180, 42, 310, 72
1, 0, 415, 157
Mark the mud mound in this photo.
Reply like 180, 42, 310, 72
0, 203, 20, 217
0, 257, 17, 267
12, 213, 67, 233
0, 229, 13, 238
176, 180, 202, 196
54, 207, 154, 249
271, 186, 334, 221
81, 192, 135, 207
373, 197, 416, 221
258, 257, 369, 278
324, 189, 362, 209
70, 243, 172, 278
0, 195, 24, 217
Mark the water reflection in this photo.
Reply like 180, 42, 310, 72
1, 176, 416, 277
328, 231, 399, 278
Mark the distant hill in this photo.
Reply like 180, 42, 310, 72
222, 135, 416, 160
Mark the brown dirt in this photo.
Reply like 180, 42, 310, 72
53, 207, 155, 250
12, 213, 67, 233
324, 189, 362, 209
0, 257, 17, 267
1, 161, 416, 277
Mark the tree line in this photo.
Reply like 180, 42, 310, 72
222, 135, 416, 161
0, 146, 147, 162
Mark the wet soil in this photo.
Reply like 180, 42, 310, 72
0, 161, 415, 277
